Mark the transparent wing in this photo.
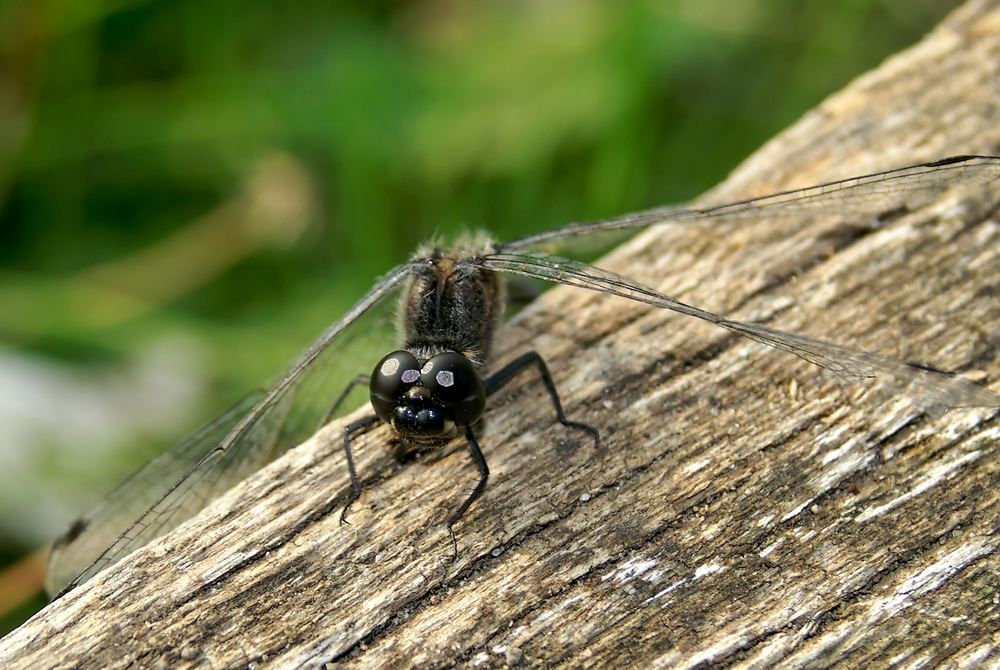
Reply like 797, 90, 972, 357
477, 252, 1000, 412
45, 391, 265, 596
48, 263, 413, 597
500, 155, 1000, 253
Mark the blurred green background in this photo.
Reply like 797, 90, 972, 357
0, 0, 958, 631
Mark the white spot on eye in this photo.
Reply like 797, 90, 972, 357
436, 370, 455, 387
380, 358, 400, 376
401, 369, 420, 384
421, 360, 434, 374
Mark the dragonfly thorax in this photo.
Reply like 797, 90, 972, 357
400, 245, 504, 371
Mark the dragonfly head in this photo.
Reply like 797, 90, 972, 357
370, 350, 486, 444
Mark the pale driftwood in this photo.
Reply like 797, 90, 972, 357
4, 1, 999, 668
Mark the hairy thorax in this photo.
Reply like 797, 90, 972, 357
400, 235, 504, 371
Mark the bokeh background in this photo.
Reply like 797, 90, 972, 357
0, 0, 959, 631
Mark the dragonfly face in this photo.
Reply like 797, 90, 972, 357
370, 350, 487, 447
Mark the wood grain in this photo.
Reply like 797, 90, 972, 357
3, 1, 998, 667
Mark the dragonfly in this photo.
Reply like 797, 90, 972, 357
46, 155, 1000, 598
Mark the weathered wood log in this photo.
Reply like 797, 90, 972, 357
3, 1, 999, 667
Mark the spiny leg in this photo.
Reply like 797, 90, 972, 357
316, 373, 370, 431
485, 351, 600, 449
340, 414, 382, 524
444, 352, 598, 555
446, 426, 490, 558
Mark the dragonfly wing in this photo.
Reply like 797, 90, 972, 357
45, 390, 264, 596
478, 252, 1000, 412
48, 263, 413, 597
500, 155, 1000, 253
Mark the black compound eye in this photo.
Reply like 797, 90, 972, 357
420, 352, 485, 426
370, 350, 421, 422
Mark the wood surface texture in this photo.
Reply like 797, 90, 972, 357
3, 1, 999, 668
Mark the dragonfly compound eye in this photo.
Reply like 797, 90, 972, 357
370, 350, 421, 422
420, 352, 486, 426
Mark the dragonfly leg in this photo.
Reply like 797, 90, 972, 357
484, 351, 600, 449
316, 373, 370, 431
446, 426, 490, 558
340, 413, 382, 524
